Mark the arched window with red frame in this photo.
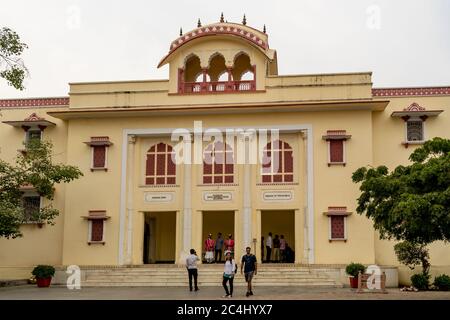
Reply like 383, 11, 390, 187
203, 141, 234, 184
261, 140, 294, 183
145, 143, 176, 185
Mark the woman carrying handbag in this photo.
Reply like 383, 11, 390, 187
222, 251, 236, 298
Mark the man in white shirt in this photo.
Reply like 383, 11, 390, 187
266, 232, 273, 262
186, 248, 200, 291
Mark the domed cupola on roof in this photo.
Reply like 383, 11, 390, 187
158, 14, 278, 94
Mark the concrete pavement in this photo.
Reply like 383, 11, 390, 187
1, 285, 450, 300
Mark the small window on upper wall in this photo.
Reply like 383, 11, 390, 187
322, 130, 351, 166
91, 220, 104, 242
26, 129, 42, 143
406, 120, 424, 142
93, 146, 106, 169
82, 210, 110, 245
390, 102, 444, 148
84, 137, 113, 172
323, 207, 352, 242
22, 195, 41, 222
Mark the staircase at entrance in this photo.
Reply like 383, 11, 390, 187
76, 264, 343, 287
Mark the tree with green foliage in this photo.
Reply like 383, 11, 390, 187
352, 137, 450, 284
0, 27, 28, 90
0, 140, 83, 239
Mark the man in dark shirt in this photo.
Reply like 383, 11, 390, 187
241, 246, 257, 297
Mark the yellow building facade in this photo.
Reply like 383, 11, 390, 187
1, 21, 449, 285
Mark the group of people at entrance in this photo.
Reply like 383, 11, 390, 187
185, 246, 257, 298
204, 233, 234, 263
262, 232, 294, 263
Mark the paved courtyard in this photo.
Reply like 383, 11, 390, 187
1, 285, 450, 300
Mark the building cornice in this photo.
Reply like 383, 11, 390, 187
47, 99, 389, 120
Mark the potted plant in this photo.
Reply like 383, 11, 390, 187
31, 265, 55, 288
345, 262, 366, 288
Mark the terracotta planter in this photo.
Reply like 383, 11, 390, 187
349, 276, 359, 288
36, 277, 52, 288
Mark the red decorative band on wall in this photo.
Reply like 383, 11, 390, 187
0, 97, 69, 108
372, 87, 450, 97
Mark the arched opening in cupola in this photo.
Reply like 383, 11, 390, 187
184, 54, 202, 82
208, 53, 227, 82
232, 52, 253, 80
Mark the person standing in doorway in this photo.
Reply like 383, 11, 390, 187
222, 251, 236, 298
204, 234, 215, 263
261, 236, 265, 262
279, 235, 286, 263
265, 232, 273, 263
186, 249, 199, 292
215, 232, 224, 263
224, 234, 235, 258
241, 246, 257, 297
273, 234, 280, 263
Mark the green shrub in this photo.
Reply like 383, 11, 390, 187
31, 265, 55, 279
411, 273, 429, 290
433, 274, 450, 291
345, 262, 366, 278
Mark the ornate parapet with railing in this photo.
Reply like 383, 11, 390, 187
181, 80, 256, 94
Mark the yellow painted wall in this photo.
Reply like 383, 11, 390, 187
0, 107, 67, 278
371, 95, 450, 280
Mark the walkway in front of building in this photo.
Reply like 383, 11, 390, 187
1, 285, 449, 300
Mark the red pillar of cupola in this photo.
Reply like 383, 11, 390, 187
201, 68, 208, 92
227, 67, 233, 91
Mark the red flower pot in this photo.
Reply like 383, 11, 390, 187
36, 277, 52, 288
349, 276, 359, 288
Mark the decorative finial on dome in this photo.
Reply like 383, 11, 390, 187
197, 19, 202, 28
263, 24, 266, 33
220, 12, 224, 23
242, 14, 247, 25
179, 27, 183, 36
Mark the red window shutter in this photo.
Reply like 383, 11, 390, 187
224, 175, 233, 183
330, 140, 344, 163
203, 162, 212, 174
284, 150, 293, 173
167, 154, 176, 175
214, 162, 223, 174
262, 175, 271, 183
91, 220, 104, 242
146, 153, 155, 175
146, 177, 154, 185
273, 174, 283, 182
156, 177, 165, 184
225, 164, 233, 174
93, 146, 106, 168
214, 176, 223, 184
203, 176, 212, 184
156, 154, 166, 175
157, 142, 166, 152
167, 177, 176, 185
284, 174, 293, 182
331, 216, 345, 239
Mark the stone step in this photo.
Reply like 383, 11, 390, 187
82, 282, 342, 287
85, 276, 332, 282
84, 271, 313, 277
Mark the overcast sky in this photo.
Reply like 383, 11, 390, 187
0, 0, 449, 98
